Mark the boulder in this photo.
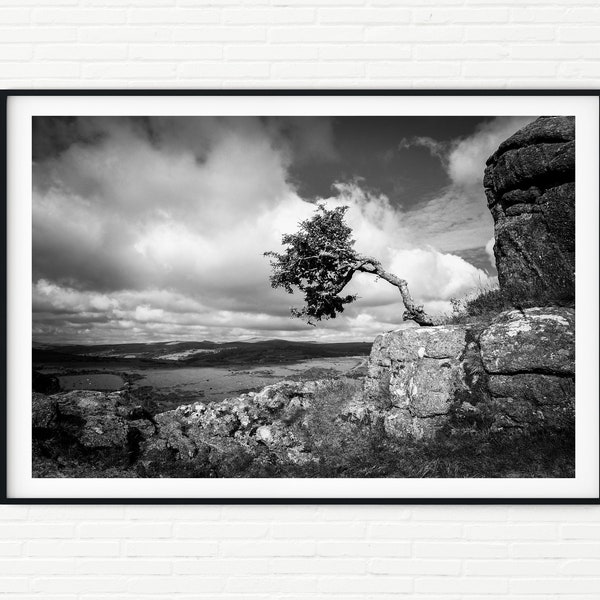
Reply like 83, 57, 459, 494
364, 325, 469, 438
479, 307, 574, 375
32, 390, 153, 451
484, 116, 575, 303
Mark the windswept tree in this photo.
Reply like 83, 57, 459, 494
264, 204, 435, 327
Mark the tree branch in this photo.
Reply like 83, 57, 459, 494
356, 258, 436, 326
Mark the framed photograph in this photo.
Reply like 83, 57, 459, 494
2, 90, 598, 503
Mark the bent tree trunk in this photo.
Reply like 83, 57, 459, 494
357, 259, 436, 327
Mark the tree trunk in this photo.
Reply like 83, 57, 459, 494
357, 260, 436, 327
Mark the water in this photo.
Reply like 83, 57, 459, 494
135, 357, 365, 402
58, 373, 124, 391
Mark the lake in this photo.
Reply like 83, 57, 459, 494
52, 356, 367, 403
134, 356, 366, 402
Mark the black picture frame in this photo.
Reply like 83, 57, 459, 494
2, 89, 598, 504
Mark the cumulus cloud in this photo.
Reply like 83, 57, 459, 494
32, 116, 527, 344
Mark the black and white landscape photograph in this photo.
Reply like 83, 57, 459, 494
31, 113, 576, 480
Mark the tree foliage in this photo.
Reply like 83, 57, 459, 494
264, 204, 435, 326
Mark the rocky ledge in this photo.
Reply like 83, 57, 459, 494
364, 307, 575, 439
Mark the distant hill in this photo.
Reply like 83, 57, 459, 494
33, 339, 373, 369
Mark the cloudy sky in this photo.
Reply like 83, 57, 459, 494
32, 114, 536, 344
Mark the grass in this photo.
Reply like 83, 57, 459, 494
446, 279, 574, 325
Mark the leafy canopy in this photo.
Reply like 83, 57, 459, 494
264, 204, 363, 324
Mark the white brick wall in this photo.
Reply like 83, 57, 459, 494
2, 0, 599, 596
0, 0, 599, 87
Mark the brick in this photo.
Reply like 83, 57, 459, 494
561, 559, 600, 575
82, 62, 177, 78
225, 576, 319, 593
508, 507, 600, 521
0, 523, 75, 538
416, 43, 508, 60
463, 61, 557, 77
223, 8, 315, 24
271, 61, 365, 78
221, 541, 316, 557
75, 559, 171, 575
79, 26, 172, 43
0, 579, 29, 593
32, 577, 126, 593
221, 506, 318, 520
464, 524, 557, 540
415, 542, 508, 558
226, 45, 319, 60
560, 61, 600, 77
369, 558, 461, 575
511, 579, 600, 594
0, 44, 32, 60
510, 44, 599, 59
28, 507, 126, 520
368, 61, 461, 77
179, 61, 270, 78
173, 558, 271, 575
174, 27, 266, 42
417, 577, 509, 594
320, 44, 411, 60
142, 41, 224, 59
0, 559, 75, 575
272, 0, 364, 4
510, 8, 569, 23
78, 522, 172, 538
272, 521, 366, 538
465, 559, 562, 576
125, 541, 217, 557
319, 506, 411, 520
319, 8, 411, 24
33, 8, 126, 23
318, 576, 413, 594
465, 25, 556, 41
413, 7, 509, 23
0, 62, 80, 78
366, 25, 464, 42
512, 543, 600, 559
318, 541, 411, 557
411, 507, 509, 521
269, 25, 363, 42
125, 506, 221, 520
174, 522, 268, 538
0, 8, 31, 23
25, 541, 119, 557
368, 523, 462, 539
129, 8, 220, 23
127, 577, 224, 594
271, 558, 366, 574
0, 28, 78, 43
560, 27, 600, 42
35, 44, 128, 60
